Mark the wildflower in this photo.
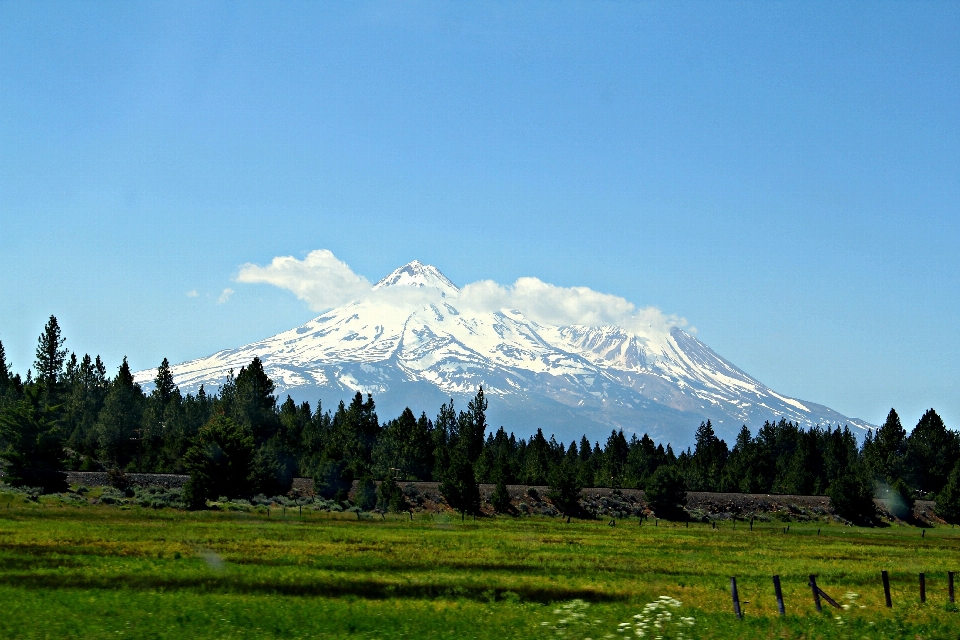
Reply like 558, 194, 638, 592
618, 597, 694, 640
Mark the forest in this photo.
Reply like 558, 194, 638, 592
2, 316, 960, 522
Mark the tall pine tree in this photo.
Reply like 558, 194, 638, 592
34, 316, 67, 388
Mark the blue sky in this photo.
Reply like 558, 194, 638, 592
1, 1, 958, 430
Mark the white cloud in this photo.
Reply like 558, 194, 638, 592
236, 249, 371, 311
236, 248, 687, 335
217, 288, 234, 304
186, 290, 199, 298
457, 277, 688, 335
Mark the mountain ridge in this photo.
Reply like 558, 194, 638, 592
135, 261, 874, 446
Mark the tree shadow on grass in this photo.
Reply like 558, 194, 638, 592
0, 573, 625, 603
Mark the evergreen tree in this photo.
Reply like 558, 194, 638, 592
625, 433, 663, 489
313, 457, 353, 501
141, 358, 183, 472
905, 409, 959, 495
0, 340, 10, 399
720, 426, 764, 493
690, 420, 728, 491
827, 466, 876, 524
887, 478, 915, 520
599, 430, 629, 488
431, 400, 456, 481
440, 448, 480, 520
94, 358, 145, 469
376, 476, 405, 512
0, 340, 23, 406
460, 387, 488, 463
230, 357, 279, 442
63, 353, 109, 466
779, 427, 823, 495
34, 315, 67, 388
864, 408, 907, 484
299, 400, 330, 474
935, 461, 960, 524
547, 458, 582, 520
0, 387, 68, 493
355, 476, 377, 510
491, 478, 512, 514
372, 408, 434, 481
644, 465, 687, 519
523, 428, 552, 485
181, 414, 255, 508
250, 436, 296, 496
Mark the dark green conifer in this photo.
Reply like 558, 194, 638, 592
644, 464, 687, 519
0, 387, 67, 493
440, 448, 480, 520
34, 315, 67, 387
181, 414, 255, 508
935, 461, 960, 523
547, 458, 582, 520
905, 409, 959, 494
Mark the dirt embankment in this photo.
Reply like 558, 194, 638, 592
63, 472, 940, 523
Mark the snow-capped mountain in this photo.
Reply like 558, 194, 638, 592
136, 261, 873, 447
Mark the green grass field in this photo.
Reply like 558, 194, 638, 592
1, 489, 959, 639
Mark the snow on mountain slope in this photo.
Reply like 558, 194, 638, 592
135, 261, 873, 446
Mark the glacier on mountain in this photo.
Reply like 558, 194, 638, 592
135, 261, 873, 447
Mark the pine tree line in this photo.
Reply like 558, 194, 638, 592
2, 316, 960, 522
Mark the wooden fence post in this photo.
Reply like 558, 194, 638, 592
882, 570, 892, 607
809, 575, 822, 612
773, 574, 785, 616
730, 577, 743, 619
919, 573, 926, 603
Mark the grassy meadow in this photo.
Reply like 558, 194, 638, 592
1, 487, 959, 639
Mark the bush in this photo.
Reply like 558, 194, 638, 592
936, 462, 960, 524
251, 439, 295, 497
439, 450, 480, 519
376, 477, 405, 512
0, 395, 67, 494
644, 465, 687, 519
181, 415, 255, 509
355, 477, 377, 511
827, 468, 877, 524
313, 459, 353, 501
491, 479, 512, 514
107, 467, 130, 491
547, 461, 582, 519
888, 478, 915, 520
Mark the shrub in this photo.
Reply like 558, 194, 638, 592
547, 460, 582, 519
355, 477, 377, 511
0, 394, 67, 494
107, 467, 130, 491
313, 459, 353, 501
827, 468, 877, 524
936, 462, 960, 524
181, 415, 255, 509
376, 477, 405, 512
888, 478, 915, 520
491, 479, 512, 514
439, 450, 480, 519
644, 465, 687, 519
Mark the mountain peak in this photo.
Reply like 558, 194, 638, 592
373, 260, 460, 295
